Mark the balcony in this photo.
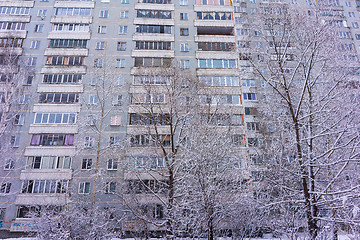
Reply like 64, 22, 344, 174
54, 1, 95, 8
50, 16, 92, 24
24, 146, 76, 156
29, 124, 78, 134
33, 103, 81, 113
48, 31, 91, 40
41, 65, 86, 74
196, 26, 233, 36
20, 169, 72, 180
37, 84, 83, 93
44, 48, 88, 57
15, 194, 69, 205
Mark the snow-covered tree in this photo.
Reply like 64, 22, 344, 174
248, 3, 360, 239
31, 203, 120, 240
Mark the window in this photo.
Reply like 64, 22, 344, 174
345, 1, 351, 6
133, 75, 167, 85
199, 76, 240, 87
180, 60, 190, 69
180, 13, 188, 20
0, 208, 5, 220
52, 24, 90, 32
135, 41, 171, 50
232, 135, 246, 147
352, 22, 359, 28
105, 182, 116, 194
0, 183, 11, 193
121, 0, 129, 3
0, 7, 30, 15
110, 136, 121, 146
30, 134, 74, 146
134, 57, 172, 67
120, 11, 128, 18
30, 40, 40, 49
248, 138, 259, 147
196, 11, 232, 20
81, 158, 92, 170
200, 95, 240, 105
180, 43, 189, 52
94, 58, 103, 68
198, 59, 237, 69
110, 115, 121, 126
243, 93, 257, 100
116, 59, 125, 68
37, 9, 47, 17
95, 41, 105, 50
55, 8, 91, 16
180, 0, 188, 5
130, 134, 170, 147
27, 57, 37, 66
97, 25, 107, 34
245, 107, 257, 115
132, 94, 165, 104
0, 22, 26, 31
242, 79, 255, 87
247, 122, 259, 131
22, 180, 68, 194
117, 42, 126, 51
180, 28, 189, 36
349, 12, 355, 18
34, 24, 43, 32
99, 10, 108, 18
0, 38, 23, 48
10, 136, 19, 147
87, 115, 96, 126
107, 159, 118, 170
136, 25, 172, 34
119, 26, 128, 34
84, 136, 94, 147
19, 95, 30, 104
14, 114, 25, 125
27, 156, 71, 169
89, 95, 99, 104
129, 113, 170, 125
198, 42, 234, 51
115, 77, 124, 86
137, 10, 171, 19
34, 113, 77, 124
46, 56, 84, 66
39, 93, 80, 104
152, 204, 164, 219
4, 159, 15, 170
43, 74, 82, 84
79, 182, 90, 194
49, 39, 87, 49
112, 95, 122, 106
26, 76, 33, 85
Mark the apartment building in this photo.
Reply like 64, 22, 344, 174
0, 0, 359, 236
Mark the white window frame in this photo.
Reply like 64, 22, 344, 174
95, 41, 105, 50
119, 25, 128, 34
180, 43, 189, 52
99, 10, 108, 18
120, 11, 128, 18
84, 136, 94, 147
107, 159, 118, 170
79, 182, 90, 194
116, 59, 125, 68
30, 40, 40, 49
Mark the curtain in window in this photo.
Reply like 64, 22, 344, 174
31, 135, 41, 145
64, 135, 74, 145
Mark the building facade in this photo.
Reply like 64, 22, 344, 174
0, 0, 359, 236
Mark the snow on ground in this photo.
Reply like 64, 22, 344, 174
1, 236, 354, 240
